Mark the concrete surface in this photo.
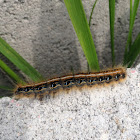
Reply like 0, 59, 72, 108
0, 64, 140, 140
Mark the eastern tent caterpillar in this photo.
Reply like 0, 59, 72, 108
13, 67, 126, 100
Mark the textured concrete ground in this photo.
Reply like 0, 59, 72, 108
0, 64, 140, 140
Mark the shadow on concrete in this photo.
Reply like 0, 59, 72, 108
32, 0, 82, 79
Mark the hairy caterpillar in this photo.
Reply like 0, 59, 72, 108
13, 67, 126, 100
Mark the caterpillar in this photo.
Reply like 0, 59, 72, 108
14, 67, 126, 100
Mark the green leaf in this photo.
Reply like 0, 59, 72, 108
64, 0, 100, 71
0, 85, 13, 91
129, 0, 133, 46
0, 37, 43, 82
89, 0, 98, 27
88, 0, 99, 72
123, 0, 140, 65
109, 0, 115, 67
0, 59, 24, 84
126, 33, 140, 67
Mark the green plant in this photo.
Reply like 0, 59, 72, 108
64, 0, 100, 72
0, 0, 140, 92
109, 0, 115, 67
123, 0, 140, 67
0, 37, 43, 91
64, 0, 140, 68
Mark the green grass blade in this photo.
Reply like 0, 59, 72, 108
129, 0, 133, 46
0, 37, 43, 82
129, 0, 140, 50
123, 0, 140, 65
89, 0, 98, 27
0, 85, 13, 91
0, 59, 24, 84
126, 33, 140, 67
109, 0, 115, 67
64, 0, 100, 71
88, 0, 98, 72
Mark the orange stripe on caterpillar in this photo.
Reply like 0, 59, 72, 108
13, 67, 126, 100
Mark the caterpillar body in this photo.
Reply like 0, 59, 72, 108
14, 67, 126, 100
